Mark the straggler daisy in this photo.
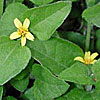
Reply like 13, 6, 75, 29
10, 18, 34, 46
74, 51, 99, 65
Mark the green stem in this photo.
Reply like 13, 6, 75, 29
85, 23, 91, 51
85, 23, 92, 92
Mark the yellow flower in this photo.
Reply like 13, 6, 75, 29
74, 51, 99, 65
10, 18, 34, 46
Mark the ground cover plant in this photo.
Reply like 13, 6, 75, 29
0, 0, 100, 100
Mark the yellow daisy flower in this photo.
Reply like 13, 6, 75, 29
10, 18, 34, 46
74, 51, 99, 65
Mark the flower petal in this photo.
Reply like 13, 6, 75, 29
84, 51, 91, 60
23, 18, 30, 29
25, 32, 34, 41
14, 18, 22, 28
90, 52, 99, 60
10, 32, 21, 40
90, 60, 97, 64
74, 57, 85, 63
21, 36, 26, 46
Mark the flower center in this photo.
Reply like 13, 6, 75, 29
18, 27, 28, 36
85, 59, 91, 64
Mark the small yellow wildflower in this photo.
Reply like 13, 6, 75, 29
74, 51, 99, 65
10, 18, 34, 46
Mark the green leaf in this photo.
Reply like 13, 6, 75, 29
66, 88, 92, 100
3, 96, 17, 100
56, 85, 100, 100
0, 3, 28, 36
96, 39, 100, 53
66, 85, 100, 100
6, 0, 24, 7
27, 37, 84, 75
23, 1, 72, 40
14, 58, 34, 80
92, 59, 100, 82
6, 0, 24, 3
0, 36, 31, 85
56, 96, 67, 100
32, 64, 69, 100
30, 0, 54, 5
0, 86, 3, 100
86, 0, 96, 7
66, 0, 79, 2
0, 0, 3, 17
96, 29, 100, 39
13, 67, 30, 80
57, 80, 100, 100
24, 87, 37, 100
10, 76, 29, 92
82, 3, 100, 27
59, 62, 94, 85
59, 32, 86, 49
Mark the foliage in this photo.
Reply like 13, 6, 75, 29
0, 0, 100, 99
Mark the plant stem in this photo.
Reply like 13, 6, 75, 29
85, 23, 93, 92
85, 23, 91, 51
